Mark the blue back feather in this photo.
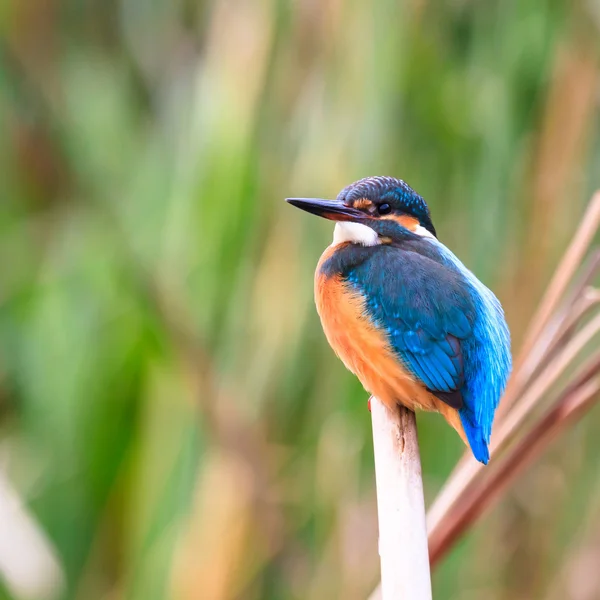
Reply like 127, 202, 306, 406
345, 239, 511, 464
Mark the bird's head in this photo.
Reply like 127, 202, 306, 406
286, 176, 436, 246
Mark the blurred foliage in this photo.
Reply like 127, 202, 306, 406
0, 0, 600, 599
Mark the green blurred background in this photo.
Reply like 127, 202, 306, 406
1, 1, 600, 599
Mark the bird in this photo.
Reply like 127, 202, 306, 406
286, 176, 511, 464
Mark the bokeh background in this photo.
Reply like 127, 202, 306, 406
1, 1, 600, 599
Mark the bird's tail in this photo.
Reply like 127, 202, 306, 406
458, 410, 490, 465
436, 402, 490, 464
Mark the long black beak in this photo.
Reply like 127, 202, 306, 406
285, 198, 365, 221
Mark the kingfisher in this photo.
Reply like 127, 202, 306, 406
286, 176, 511, 464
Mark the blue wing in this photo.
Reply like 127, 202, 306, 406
346, 246, 475, 408
345, 241, 511, 464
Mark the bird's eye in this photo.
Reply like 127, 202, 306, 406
377, 203, 391, 215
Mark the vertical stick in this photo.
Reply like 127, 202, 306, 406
371, 397, 432, 600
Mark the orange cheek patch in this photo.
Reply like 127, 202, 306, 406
384, 214, 419, 232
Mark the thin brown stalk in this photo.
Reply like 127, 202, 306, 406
515, 192, 600, 377
494, 310, 600, 449
430, 349, 600, 559
527, 288, 600, 380
504, 253, 600, 406
429, 367, 600, 564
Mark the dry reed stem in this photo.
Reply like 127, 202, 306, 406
493, 310, 600, 444
505, 252, 600, 407
515, 261, 600, 388
429, 358, 600, 564
517, 191, 600, 368
515, 192, 600, 378
371, 398, 432, 600
531, 287, 600, 371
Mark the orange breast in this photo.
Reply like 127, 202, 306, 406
313, 246, 468, 445
314, 249, 435, 413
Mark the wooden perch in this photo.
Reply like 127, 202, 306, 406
371, 397, 432, 600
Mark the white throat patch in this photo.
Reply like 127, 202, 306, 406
415, 224, 435, 239
332, 222, 380, 247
